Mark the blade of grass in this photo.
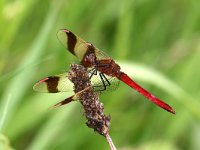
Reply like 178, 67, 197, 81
0, 94, 11, 132
0, 0, 63, 129
0, 133, 14, 150
26, 104, 76, 150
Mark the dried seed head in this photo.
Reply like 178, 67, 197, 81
68, 64, 110, 136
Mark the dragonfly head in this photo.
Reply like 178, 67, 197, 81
81, 43, 97, 67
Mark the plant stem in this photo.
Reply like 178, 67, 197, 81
105, 133, 117, 150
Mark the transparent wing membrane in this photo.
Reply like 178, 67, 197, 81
89, 70, 120, 93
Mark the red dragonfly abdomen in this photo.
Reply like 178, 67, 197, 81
117, 72, 175, 114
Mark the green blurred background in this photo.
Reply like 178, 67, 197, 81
0, 0, 200, 149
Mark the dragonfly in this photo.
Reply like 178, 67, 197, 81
34, 29, 175, 114
55, 29, 175, 114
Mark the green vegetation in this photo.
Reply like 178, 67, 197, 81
0, 0, 200, 149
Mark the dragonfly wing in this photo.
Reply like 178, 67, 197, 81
33, 73, 74, 93
57, 29, 88, 61
94, 48, 110, 60
50, 95, 75, 109
90, 71, 120, 92
50, 86, 93, 109
57, 29, 110, 61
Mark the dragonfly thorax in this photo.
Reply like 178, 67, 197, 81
95, 59, 121, 78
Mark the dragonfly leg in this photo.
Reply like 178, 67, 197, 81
99, 73, 106, 91
89, 68, 111, 92
98, 73, 111, 91
89, 67, 98, 79
101, 73, 111, 86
